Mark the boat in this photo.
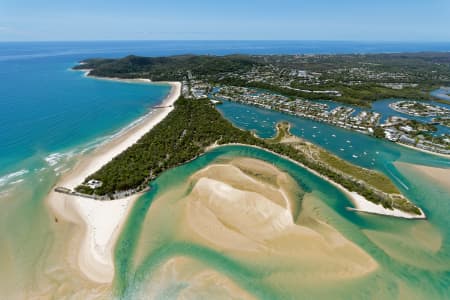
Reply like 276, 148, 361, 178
352, 154, 358, 158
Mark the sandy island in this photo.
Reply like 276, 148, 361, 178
180, 158, 378, 281
129, 157, 378, 297
47, 78, 181, 283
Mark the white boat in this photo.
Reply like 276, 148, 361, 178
352, 154, 358, 158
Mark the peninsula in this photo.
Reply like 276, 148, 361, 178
68, 61, 424, 218
48, 80, 181, 283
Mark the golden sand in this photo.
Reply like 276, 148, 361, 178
132, 156, 378, 298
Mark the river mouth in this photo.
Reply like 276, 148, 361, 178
114, 145, 450, 299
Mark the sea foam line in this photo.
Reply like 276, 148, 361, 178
0, 169, 29, 187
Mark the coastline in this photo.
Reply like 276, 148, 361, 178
207, 143, 426, 220
396, 142, 450, 159
47, 78, 181, 283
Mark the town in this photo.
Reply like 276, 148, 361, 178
184, 81, 450, 156
77, 53, 450, 156
390, 100, 450, 117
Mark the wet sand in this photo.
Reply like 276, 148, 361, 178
47, 81, 181, 283
182, 159, 378, 279
131, 156, 378, 298
136, 256, 257, 300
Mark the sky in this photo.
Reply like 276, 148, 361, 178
1, 0, 450, 41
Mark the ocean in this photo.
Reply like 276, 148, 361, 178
0, 41, 449, 299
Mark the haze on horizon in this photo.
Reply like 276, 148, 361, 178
0, 0, 449, 42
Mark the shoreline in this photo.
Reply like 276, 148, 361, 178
395, 142, 450, 159
221, 99, 449, 158
207, 143, 426, 220
47, 77, 181, 283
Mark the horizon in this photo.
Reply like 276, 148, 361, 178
2, 39, 450, 43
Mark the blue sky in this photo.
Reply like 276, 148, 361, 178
1, 0, 449, 41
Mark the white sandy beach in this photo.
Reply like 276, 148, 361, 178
345, 191, 425, 219
47, 80, 181, 283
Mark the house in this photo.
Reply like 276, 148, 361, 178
398, 135, 416, 145
86, 179, 103, 189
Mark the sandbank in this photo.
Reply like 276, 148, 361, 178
208, 143, 426, 219
179, 158, 378, 280
137, 256, 257, 300
395, 161, 450, 192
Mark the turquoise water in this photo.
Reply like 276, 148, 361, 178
0, 58, 169, 182
114, 100, 450, 298
0, 41, 449, 298
115, 145, 450, 299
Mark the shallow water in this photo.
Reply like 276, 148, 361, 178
0, 41, 449, 298
114, 144, 450, 299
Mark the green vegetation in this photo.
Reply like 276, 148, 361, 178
75, 55, 257, 81
272, 123, 399, 192
373, 126, 385, 139
267, 122, 291, 143
75, 98, 262, 195
76, 98, 421, 215
76, 52, 450, 106
317, 150, 399, 194
291, 82, 433, 106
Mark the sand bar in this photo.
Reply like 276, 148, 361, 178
395, 161, 450, 192
47, 79, 181, 283
208, 143, 426, 219
180, 159, 378, 280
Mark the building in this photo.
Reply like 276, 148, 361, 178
86, 179, 103, 189
398, 135, 416, 145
